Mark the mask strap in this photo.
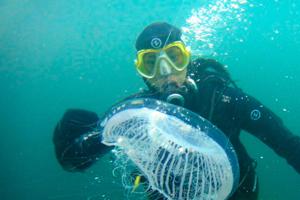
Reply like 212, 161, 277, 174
164, 0, 186, 47
163, 28, 174, 48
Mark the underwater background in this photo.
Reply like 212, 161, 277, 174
0, 0, 300, 199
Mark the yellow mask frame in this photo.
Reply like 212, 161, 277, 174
135, 41, 191, 78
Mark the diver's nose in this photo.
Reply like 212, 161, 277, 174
159, 59, 172, 76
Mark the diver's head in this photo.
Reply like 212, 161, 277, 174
134, 22, 191, 93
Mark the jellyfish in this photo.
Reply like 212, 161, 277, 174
98, 98, 239, 200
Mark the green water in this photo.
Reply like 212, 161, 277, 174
0, 0, 299, 199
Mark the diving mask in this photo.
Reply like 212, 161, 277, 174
135, 41, 191, 78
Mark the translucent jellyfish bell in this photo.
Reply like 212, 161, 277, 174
99, 98, 239, 200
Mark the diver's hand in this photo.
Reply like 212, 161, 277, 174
53, 109, 111, 172
54, 109, 99, 142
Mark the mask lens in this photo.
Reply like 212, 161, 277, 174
142, 52, 157, 69
165, 42, 190, 70
136, 50, 158, 78
165, 46, 184, 68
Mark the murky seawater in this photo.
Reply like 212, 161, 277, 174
1, 0, 299, 199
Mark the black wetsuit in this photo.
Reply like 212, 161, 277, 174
53, 58, 300, 200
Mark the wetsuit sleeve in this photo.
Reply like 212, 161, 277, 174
238, 92, 300, 174
53, 109, 112, 172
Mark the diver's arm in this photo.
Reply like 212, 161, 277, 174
238, 93, 300, 174
53, 109, 112, 172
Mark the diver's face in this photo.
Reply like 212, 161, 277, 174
145, 49, 188, 92
136, 41, 190, 91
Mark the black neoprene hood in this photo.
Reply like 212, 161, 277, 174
135, 22, 182, 51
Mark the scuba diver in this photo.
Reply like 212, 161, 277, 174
53, 22, 300, 200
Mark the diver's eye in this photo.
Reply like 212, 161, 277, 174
169, 54, 178, 62
145, 60, 155, 65
143, 53, 157, 66
166, 47, 183, 64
